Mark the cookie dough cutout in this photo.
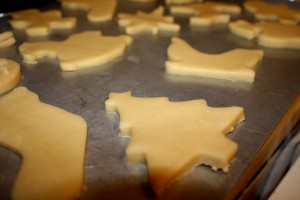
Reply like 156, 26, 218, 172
0, 58, 22, 94
106, 91, 245, 195
0, 87, 87, 200
170, 2, 241, 26
244, 0, 300, 25
229, 20, 300, 49
127, 0, 154, 1
19, 31, 132, 71
62, 0, 117, 22
9, 9, 76, 37
118, 6, 180, 35
166, 37, 263, 82
0, 32, 16, 48
165, 0, 203, 5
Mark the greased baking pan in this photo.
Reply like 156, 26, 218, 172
0, 0, 300, 199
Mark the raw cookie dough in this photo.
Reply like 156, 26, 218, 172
106, 91, 245, 195
165, 0, 203, 5
128, 0, 154, 1
229, 20, 300, 49
0, 87, 87, 200
19, 31, 132, 71
0, 58, 22, 94
118, 6, 180, 35
244, 0, 300, 25
9, 9, 76, 37
166, 37, 263, 82
0, 31, 16, 48
170, 2, 241, 26
62, 0, 117, 22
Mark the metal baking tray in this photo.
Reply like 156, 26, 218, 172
1, 0, 300, 199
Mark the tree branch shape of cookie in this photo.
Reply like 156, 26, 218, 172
0, 58, 22, 94
170, 2, 241, 26
244, 0, 300, 25
62, 0, 117, 22
229, 20, 300, 49
9, 9, 76, 37
19, 31, 132, 71
166, 37, 263, 82
0, 87, 87, 200
106, 91, 245, 195
118, 6, 180, 35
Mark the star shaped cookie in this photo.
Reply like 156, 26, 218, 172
244, 0, 300, 25
62, 0, 117, 22
19, 31, 132, 71
166, 37, 263, 82
106, 91, 245, 195
9, 9, 76, 37
170, 2, 241, 26
229, 20, 300, 49
118, 6, 180, 35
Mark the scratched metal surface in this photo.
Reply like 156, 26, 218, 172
1, 0, 300, 199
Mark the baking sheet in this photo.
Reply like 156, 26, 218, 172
1, 0, 300, 199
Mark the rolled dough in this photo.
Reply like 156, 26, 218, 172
166, 37, 263, 82
19, 31, 132, 71
62, 0, 117, 22
118, 6, 180, 35
0, 87, 87, 200
244, 0, 300, 25
0, 58, 22, 94
0, 31, 16, 48
9, 9, 76, 37
229, 20, 300, 49
106, 91, 245, 195
170, 2, 241, 26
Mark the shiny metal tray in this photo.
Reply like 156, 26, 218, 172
1, 0, 300, 199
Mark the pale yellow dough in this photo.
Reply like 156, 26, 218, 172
0, 31, 16, 48
9, 9, 76, 37
0, 58, 22, 94
229, 20, 300, 49
106, 91, 245, 195
19, 31, 132, 71
62, 0, 117, 22
118, 6, 180, 35
166, 37, 263, 82
170, 2, 241, 26
244, 0, 300, 25
0, 87, 87, 200
128, 0, 154, 1
165, 0, 203, 5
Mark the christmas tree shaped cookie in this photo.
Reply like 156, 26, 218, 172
19, 31, 132, 71
9, 9, 76, 37
170, 2, 241, 26
118, 6, 180, 35
62, 0, 117, 22
166, 37, 263, 82
106, 91, 245, 195
0, 87, 87, 200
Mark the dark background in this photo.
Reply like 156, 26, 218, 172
0, 0, 56, 13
